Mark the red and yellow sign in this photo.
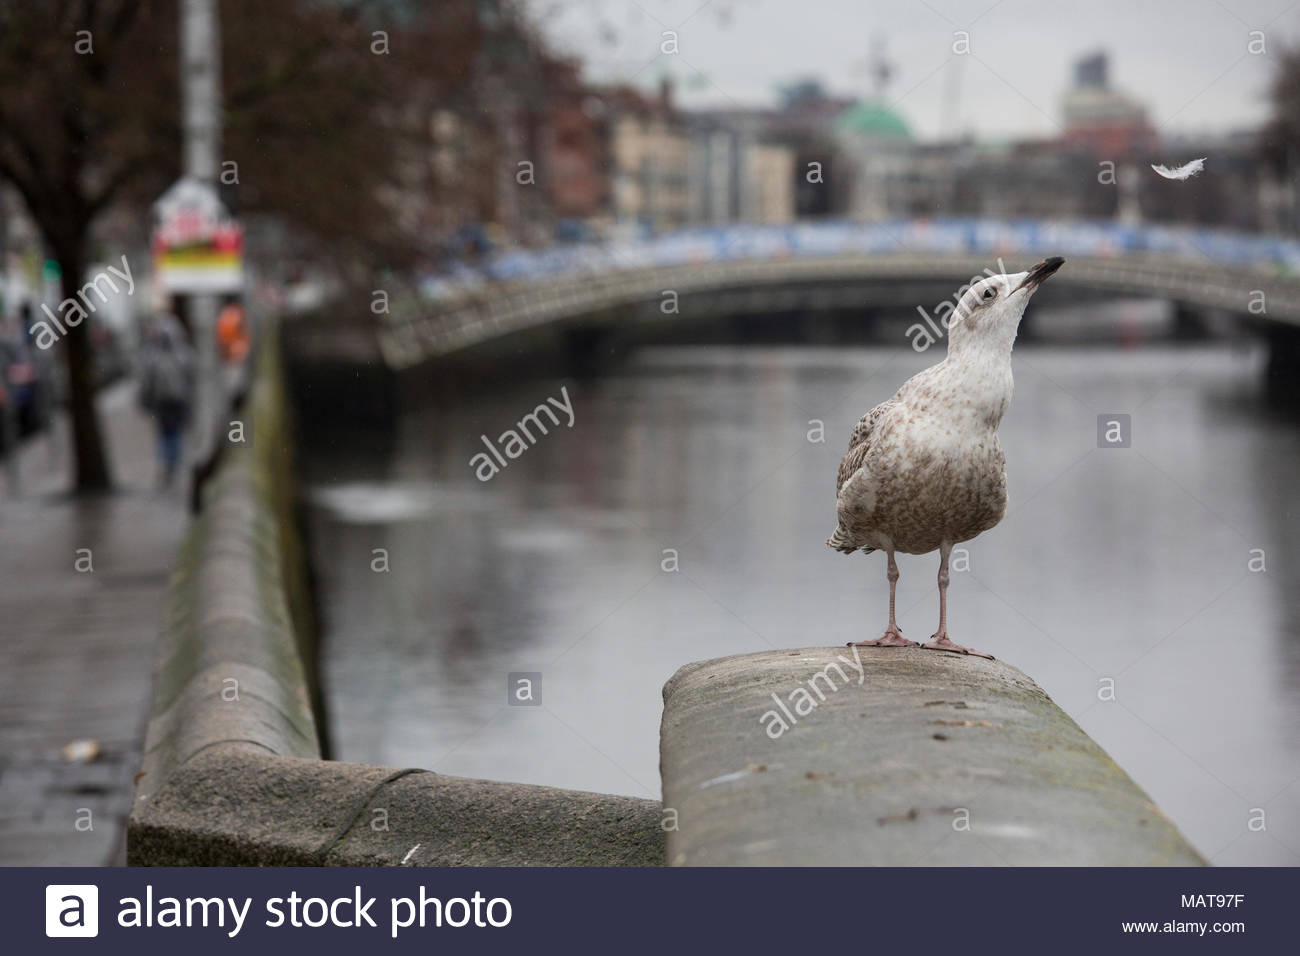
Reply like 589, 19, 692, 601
152, 178, 244, 294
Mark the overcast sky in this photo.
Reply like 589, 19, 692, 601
526, 0, 1300, 141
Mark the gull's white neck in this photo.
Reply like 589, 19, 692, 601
938, 336, 1016, 431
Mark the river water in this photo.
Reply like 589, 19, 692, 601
303, 338, 1300, 865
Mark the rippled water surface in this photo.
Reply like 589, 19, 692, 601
304, 341, 1300, 865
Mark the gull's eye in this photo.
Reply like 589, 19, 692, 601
982, 288, 995, 300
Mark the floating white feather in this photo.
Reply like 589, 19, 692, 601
1151, 158, 1206, 181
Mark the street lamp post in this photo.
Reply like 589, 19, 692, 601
180, 0, 223, 467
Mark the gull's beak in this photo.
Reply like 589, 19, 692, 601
1013, 256, 1065, 294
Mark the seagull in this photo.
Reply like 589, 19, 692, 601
827, 257, 1065, 659
1151, 158, 1206, 181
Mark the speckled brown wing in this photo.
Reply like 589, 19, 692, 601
837, 401, 895, 494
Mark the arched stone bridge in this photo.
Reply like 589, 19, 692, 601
373, 251, 1300, 369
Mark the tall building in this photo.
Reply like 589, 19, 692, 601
1061, 52, 1157, 157
686, 111, 796, 225
768, 80, 856, 217
542, 59, 611, 224
606, 81, 693, 232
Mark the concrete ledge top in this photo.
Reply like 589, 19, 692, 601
660, 647, 1205, 866
130, 743, 663, 867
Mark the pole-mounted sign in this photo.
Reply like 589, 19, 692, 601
151, 177, 243, 294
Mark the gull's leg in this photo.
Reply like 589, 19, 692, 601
921, 542, 994, 659
849, 550, 916, 648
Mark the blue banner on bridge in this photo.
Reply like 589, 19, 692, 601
455, 219, 1300, 295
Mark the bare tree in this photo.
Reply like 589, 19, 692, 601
0, 0, 519, 491
0, 1, 178, 490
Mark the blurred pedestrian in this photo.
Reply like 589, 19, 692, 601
216, 296, 250, 365
216, 296, 252, 399
137, 309, 194, 488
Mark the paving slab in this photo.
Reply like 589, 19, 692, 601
0, 383, 187, 864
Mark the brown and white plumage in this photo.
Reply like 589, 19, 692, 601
828, 257, 1064, 659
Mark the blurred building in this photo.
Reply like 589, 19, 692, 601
764, 80, 857, 218
836, 100, 915, 220
1061, 52, 1157, 157
948, 139, 1111, 219
746, 142, 796, 224
598, 79, 802, 231
506, 51, 1283, 242
1144, 129, 1272, 231
542, 59, 611, 224
429, 107, 503, 242
603, 80, 693, 232
687, 111, 795, 225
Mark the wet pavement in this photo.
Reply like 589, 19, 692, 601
0, 383, 187, 864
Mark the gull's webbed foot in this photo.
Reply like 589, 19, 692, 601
849, 628, 917, 649
920, 634, 994, 660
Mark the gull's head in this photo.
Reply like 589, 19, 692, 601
946, 256, 1064, 354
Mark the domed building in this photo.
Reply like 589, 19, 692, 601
835, 99, 917, 221
837, 101, 912, 142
